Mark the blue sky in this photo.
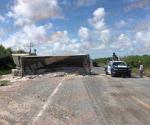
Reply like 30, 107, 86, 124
0, 0, 150, 58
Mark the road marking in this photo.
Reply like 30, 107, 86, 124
131, 96, 150, 109
32, 77, 66, 124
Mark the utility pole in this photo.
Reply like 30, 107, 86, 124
26, 42, 34, 55
29, 42, 31, 54
34, 49, 37, 55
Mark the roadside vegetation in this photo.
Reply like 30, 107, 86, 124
0, 45, 14, 76
0, 80, 10, 86
123, 55, 150, 77
0, 45, 37, 76
94, 55, 150, 77
0, 45, 26, 76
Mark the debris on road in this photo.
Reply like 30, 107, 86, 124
53, 72, 67, 77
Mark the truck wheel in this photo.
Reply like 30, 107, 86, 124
111, 73, 115, 77
128, 74, 131, 78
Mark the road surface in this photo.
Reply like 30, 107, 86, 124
0, 67, 150, 125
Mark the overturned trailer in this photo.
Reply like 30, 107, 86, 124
12, 54, 91, 76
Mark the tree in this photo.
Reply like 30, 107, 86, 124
0, 45, 12, 59
13, 49, 26, 54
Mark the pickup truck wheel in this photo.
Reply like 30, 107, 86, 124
111, 73, 115, 77
128, 74, 131, 78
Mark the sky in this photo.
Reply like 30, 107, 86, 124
0, 0, 150, 58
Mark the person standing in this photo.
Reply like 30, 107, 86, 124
139, 63, 144, 78
112, 52, 118, 61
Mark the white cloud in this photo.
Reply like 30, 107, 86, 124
44, 23, 53, 30
85, 8, 111, 49
135, 31, 150, 52
78, 27, 89, 40
0, 15, 5, 22
0, 29, 5, 37
4, 5, 149, 56
23, 25, 47, 42
8, 0, 62, 26
49, 31, 69, 43
124, 0, 149, 12
77, 0, 96, 6
79, 8, 138, 54
89, 8, 106, 30
115, 20, 127, 29
3, 24, 47, 50
111, 34, 132, 50
47, 31, 84, 55
4, 7, 113, 55
3, 24, 84, 55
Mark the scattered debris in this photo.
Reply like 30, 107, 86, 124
53, 72, 67, 77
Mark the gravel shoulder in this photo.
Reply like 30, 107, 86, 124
0, 75, 63, 125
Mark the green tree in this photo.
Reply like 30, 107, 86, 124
13, 49, 26, 54
0, 45, 12, 59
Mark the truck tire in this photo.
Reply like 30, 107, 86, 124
128, 73, 131, 78
111, 73, 115, 77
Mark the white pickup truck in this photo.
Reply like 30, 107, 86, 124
105, 61, 131, 77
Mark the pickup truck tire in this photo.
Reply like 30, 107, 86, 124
128, 73, 131, 78
111, 72, 115, 77
105, 68, 108, 75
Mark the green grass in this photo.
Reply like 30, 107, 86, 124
0, 68, 11, 75
0, 80, 10, 86
144, 68, 150, 77
94, 57, 110, 67
131, 67, 150, 77
131, 68, 138, 76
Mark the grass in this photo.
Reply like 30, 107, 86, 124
131, 68, 139, 76
144, 68, 150, 77
0, 80, 10, 86
0, 68, 11, 75
131, 67, 150, 77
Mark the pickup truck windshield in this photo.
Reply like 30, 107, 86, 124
113, 62, 126, 66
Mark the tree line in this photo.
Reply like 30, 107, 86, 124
94, 55, 150, 68
0, 45, 26, 75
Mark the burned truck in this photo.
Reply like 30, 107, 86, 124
12, 54, 91, 76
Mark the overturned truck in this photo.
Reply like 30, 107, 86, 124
12, 54, 91, 76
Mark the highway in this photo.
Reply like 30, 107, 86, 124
0, 68, 149, 125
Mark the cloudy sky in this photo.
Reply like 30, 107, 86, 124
0, 0, 150, 58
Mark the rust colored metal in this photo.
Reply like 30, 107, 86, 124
12, 54, 91, 76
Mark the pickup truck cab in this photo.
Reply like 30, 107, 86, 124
105, 61, 131, 77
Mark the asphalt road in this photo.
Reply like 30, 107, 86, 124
0, 68, 150, 125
